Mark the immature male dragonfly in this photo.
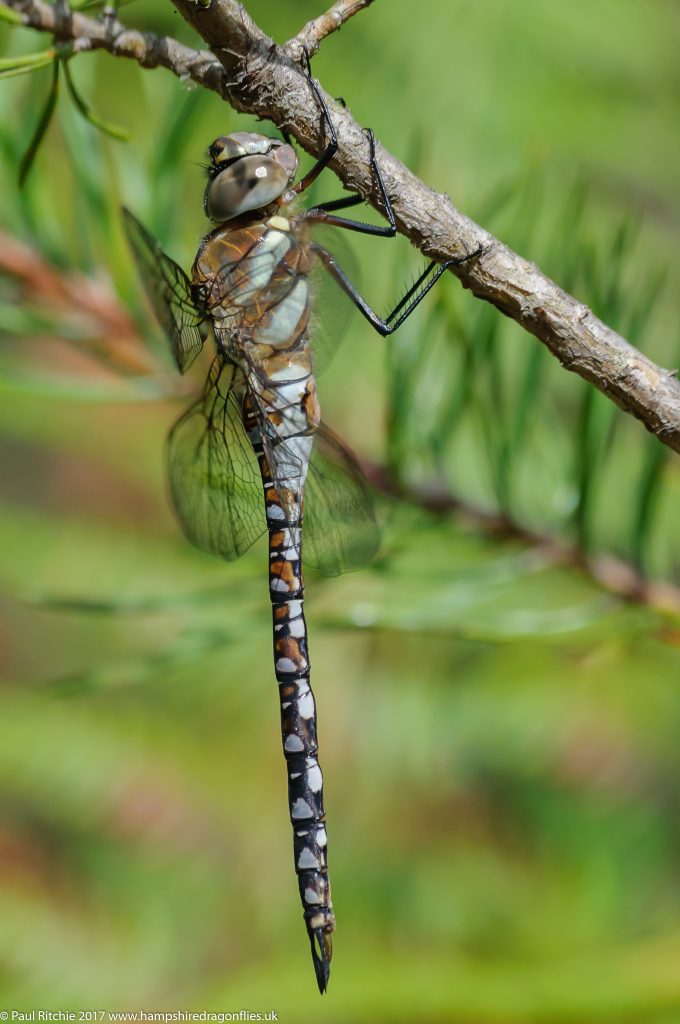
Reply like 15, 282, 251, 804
123, 58, 480, 994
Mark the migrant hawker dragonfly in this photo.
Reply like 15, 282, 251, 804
123, 58, 480, 994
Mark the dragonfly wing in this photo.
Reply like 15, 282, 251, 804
122, 207, 206, 373
307, 225, 360, 378
251, 393, 378, 577
304, 422, 380, 576
166, 359, 265, 560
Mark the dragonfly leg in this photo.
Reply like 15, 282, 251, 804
311, 242, 484, 336
293, 50, 397, 240
292, 48, 339, 195
308, 193, 364, 214
305, 128, 397, 237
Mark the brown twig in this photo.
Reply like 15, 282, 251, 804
2, 0, 680, 454
0, 230, 159, 376
287, 0, 375, 60
361, 461, 680, 620
2, 0, 228, 95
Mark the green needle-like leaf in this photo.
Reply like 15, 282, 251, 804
62, 59, 130, 141
18, 57, 60, 188
630, 436, 670, 572
0, 4, 22, 23
69, 0, 132, 13
0, 61, 55, 79
511, 342, 545, 455
0, 49, 56, 69
0, 49, 56, 77
630, 332, 679, 569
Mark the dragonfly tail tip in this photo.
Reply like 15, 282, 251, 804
308, 925, 332, 994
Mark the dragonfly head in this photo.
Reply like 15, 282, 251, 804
204, 132, 298, 223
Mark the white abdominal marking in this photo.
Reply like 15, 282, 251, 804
306, 764, 323, 792
297, 692, 315, 719
277, 657, 304, 674
292, 798, 313, 820
298, 848, 320, 870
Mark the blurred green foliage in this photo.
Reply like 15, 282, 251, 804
1, 1, 680, 1020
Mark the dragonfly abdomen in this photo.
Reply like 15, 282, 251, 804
273, 582, 335, 991
242, 398, 335, 993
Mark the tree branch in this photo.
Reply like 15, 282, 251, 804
361, 461, 680, 620
0, 229, 159, 376
2, 0, 228, 95
288, 0, 375, 60
3, 0, 680, 453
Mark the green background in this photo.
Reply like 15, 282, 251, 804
1, 1, 680, 1020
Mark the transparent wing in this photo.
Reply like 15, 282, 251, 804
306, 223, 360, 378
253, 392, 379, 577
166, 359, 265, 560
304, 423, 380, 576
168, 364, 378, 574
303, 223, 378, 570
122, 207, 206, 373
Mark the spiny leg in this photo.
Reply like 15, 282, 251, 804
305, 128, 397, 237
309, 193, 364, 214
294, 53, 485, 325
292, 47, 339, 196
293, 46, 483, 328
312, 242, 485, 336
293, 52, 397, 238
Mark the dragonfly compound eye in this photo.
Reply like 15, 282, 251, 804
208, 132, 295, 166
205, 155, 290, 222
209, 132, 267, 164
272, 143, 299, 178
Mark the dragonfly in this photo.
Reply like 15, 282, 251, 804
123, 56, 481, 994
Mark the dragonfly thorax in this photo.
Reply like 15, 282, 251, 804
205, 132, 299, 224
